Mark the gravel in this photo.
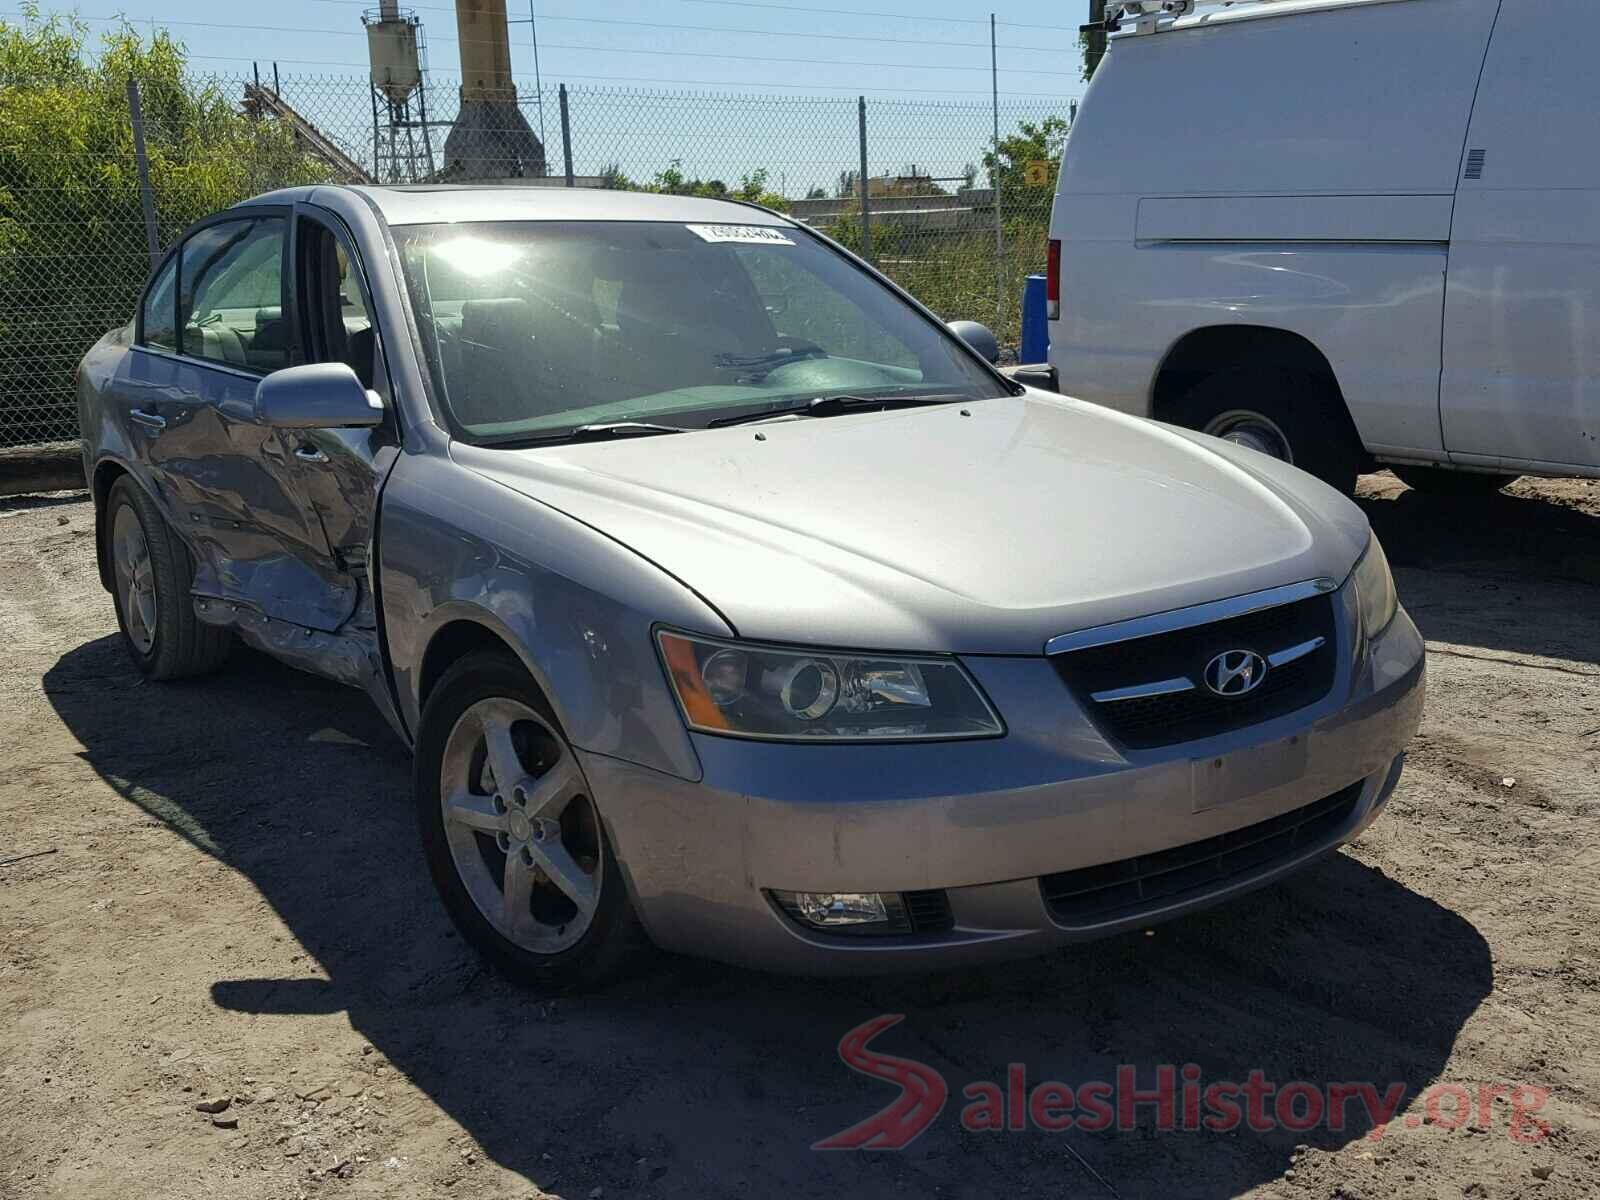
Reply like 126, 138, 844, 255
3, 475, 1600, 1198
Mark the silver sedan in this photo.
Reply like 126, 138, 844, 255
76, 185, 1424, 986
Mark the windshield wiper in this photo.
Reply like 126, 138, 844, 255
565, 421, 688, 442
496, 421, 689, 447
707, 393, 968, 428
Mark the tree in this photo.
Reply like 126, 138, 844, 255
649, 160, 695, 194
622, 160, 788, 211
597, 162, 633, 190
0, 7, 332, 444
982, 115, 1072, 206
728, 168, 787, 211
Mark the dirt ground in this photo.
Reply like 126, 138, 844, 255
3, 472, 1599, 1200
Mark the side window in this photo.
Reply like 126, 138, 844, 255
179, 216, 289, 372
140, 256, 178, 351
298, 218, 381, 391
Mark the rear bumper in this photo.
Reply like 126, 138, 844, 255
584, 606, 1424, 975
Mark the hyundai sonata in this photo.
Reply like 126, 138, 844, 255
77, 185, 1423, 986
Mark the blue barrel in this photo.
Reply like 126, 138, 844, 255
1019, 274, 1048, 364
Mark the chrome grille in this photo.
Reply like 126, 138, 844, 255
1052, 592, 1338, 750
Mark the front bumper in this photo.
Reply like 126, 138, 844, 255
583, 601, 1425, 975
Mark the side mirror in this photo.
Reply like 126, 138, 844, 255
947, 319, 1000, 365
255, 363, 383, 429
1010, 363, 1059, 392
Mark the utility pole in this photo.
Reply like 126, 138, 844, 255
1085, 1, 1109, 81
527, 0, 546, 150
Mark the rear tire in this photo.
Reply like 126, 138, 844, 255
1173, 367, 1364, 495
1392, 465, 1517, 496
104, 476, 231, 680
415, 651, 646, 991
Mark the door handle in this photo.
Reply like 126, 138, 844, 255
294, 444, 329, 464
129, 408, 166, 432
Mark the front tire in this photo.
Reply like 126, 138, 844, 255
415, 651, 645, 990
1392, 465, 1517, 496
1174, 367, 1364, 494
104, 476, 231, 680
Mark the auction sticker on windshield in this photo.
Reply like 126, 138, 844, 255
686, 224, 795, 245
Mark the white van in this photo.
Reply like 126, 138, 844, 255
1048, 0, 1600, 494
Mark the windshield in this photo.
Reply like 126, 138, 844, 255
393, 219, 1008, 442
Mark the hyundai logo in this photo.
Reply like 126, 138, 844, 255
1203, 649, 1267, 698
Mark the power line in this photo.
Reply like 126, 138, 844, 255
678, 0, 1082, 32
297, 0, 1070, 52
161, 54, 1076, 97
501, 39, 1082, 75
300, 0, 1076, 29
303, 0, 461, 12
523, 13, 1068, 54
30, 13, 1082, 77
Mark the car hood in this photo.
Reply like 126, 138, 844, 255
450, 392, 1371, 654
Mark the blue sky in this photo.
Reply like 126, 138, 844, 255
43, 0, 1088, 101
17, 1, 1086, 194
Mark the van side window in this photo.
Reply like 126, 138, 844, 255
140, 256, 178, 351
179, 217, 290, 373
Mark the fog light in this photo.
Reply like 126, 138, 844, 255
782, 891, 889, 927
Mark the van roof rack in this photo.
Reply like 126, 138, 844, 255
1081, 0, 1391, 38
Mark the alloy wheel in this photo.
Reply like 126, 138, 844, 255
112, 503, 158, 654
439, 697, 603, 954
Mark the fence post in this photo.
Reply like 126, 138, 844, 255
559, 84, 574, 187
857, 96, 872, 266
370, 84, 382, 182
990, 14, 1006, 333
126, 78, 160, 270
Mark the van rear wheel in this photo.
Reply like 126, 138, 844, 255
1174, 367, 1363, 495
1392, 465, 1517, 496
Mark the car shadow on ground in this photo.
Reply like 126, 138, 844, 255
0, 488, 88, 513
1358, 478, 1600, 665
45, 635, 1491, 1198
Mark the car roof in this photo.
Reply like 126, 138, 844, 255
238, 183, 796, 228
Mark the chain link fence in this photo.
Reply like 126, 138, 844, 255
0, 71, 1070, 449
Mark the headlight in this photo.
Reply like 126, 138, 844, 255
1351, 533, 1398, 636
656, 630, 1004, 741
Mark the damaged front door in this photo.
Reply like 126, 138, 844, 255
248, 205, 400, 645
153, 209, 359, 633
